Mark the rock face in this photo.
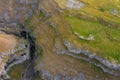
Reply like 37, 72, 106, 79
110, 9, 120, 17
62, 40, 120, 76
67, 0, 84, 9
53, 39, 120, 76
0, 32, 17, 79
74, 32, 94, 41
0, 0, 38, 23
0, 31, 30, 79
0, 0, 38, 79
37, 67, 85, 80
110, 10, 118, 15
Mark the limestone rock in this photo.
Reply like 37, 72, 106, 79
67, 0, 84, 9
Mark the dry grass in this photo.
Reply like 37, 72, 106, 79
55, 0, 120, 63
0, 32, 17, 76
56, 0, 120, 24
0, 33, 17, 53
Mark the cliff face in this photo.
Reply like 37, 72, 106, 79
0, 31, 30, 79
0, 0, 120, 80
0, 0, 38, 79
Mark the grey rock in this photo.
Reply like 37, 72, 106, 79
67, 0, 84, 9
63, 40, 81, 54
0, 0, 38, 23
54, 74, 72, 80
62, 40, 120, 76
42, 70, 51, 80
110, 9, 118, 15
92, 76, 99, 80
73, 73, 84, 80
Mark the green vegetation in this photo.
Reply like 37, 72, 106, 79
54, 0, 120, 63
8, 63, 26, 80
78, 4, 120, 25
64, 15, 120, 63
92, 65, 104, 74
36, 46, 43, 57
56, 0, 120, 24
